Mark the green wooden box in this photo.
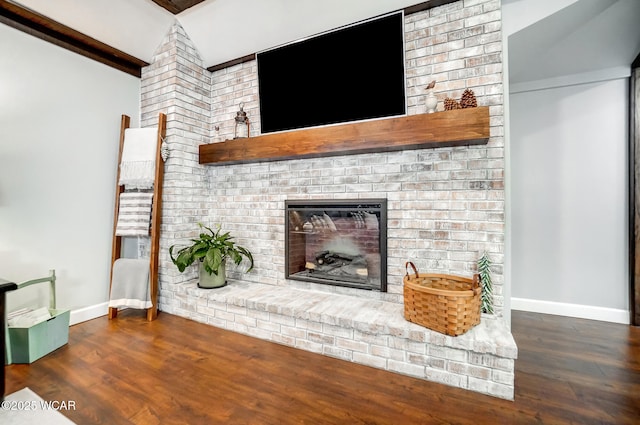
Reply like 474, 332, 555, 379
4, 270, 70, 364
7, 308, 70, 364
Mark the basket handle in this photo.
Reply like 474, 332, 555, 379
473, 273, 481, 292
405, 261, 419, 279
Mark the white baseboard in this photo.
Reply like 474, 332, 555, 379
511, 298, 630, 325
69, 302, 109, 325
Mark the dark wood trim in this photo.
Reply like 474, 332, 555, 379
150, 0, 207, 15
404, 0, 459, 15
207, 53, 256, 73
200, 107, 490, 165
0, 278, 18, 402
632, 51, 640, 69
150, 0, 181, 14
0, 0, 148, 77
632, 65, 639, 326
205, 0, 458, 72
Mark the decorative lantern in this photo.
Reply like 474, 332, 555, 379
234, 102, 250, 139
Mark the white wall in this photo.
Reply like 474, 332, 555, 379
0, 24, 140, 320
510, 77, 629, 323
502, 0, 578, 36
503, 0, 632, 323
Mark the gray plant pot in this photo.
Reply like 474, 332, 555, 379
198, 262, 226, 289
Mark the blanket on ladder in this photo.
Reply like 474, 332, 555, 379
119, 127, 157, 189
108, 258, 152, 310
115, 192, 153, 237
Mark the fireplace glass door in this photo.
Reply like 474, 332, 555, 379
285, 199, 387, 291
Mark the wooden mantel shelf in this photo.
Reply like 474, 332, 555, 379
199, 106, 490, 165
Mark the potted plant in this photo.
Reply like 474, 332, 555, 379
169, 223, 254, 288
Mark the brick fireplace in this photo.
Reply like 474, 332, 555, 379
141, 0, 515, 399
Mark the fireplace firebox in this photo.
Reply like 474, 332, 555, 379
285, 199, 387, 291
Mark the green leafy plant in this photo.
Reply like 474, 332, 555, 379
169, 223, 254, 276
477, 251, 494, 314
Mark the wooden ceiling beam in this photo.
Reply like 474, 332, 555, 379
150, 0, 207, 15
0, 0, 148, 77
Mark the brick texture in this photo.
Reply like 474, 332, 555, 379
140, 22, 212, 310
205, 0, 505, 314
140, 0, 512, 399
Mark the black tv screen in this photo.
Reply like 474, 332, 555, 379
257, 12, 406, 134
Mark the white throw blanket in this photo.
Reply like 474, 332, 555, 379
8, 307, 52, 327
115, 192, 154, 236
108, 258, 152, 309
119, 128, 157, 189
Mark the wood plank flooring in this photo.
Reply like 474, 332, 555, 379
5, 310, 640, 424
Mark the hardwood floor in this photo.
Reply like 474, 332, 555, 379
5, 310, 640, 424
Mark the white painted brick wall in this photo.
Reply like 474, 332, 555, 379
140, 22, 212, 309
203, 0, 506, 315
140, 0, 514, 400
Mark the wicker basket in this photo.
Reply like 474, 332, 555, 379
403, 262, 481, 336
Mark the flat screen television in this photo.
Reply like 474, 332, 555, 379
256, 12, 406, 134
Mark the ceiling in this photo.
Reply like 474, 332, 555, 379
6, 0, 435, 70
2, 0, 640, 81
506, 0, 640, 85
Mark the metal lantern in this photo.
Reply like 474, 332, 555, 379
234, 102, 250, 139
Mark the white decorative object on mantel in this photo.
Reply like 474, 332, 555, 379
425, 89, 438, 113
424, 80, 438, 113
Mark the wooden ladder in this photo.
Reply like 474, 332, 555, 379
108, 113, 166, 321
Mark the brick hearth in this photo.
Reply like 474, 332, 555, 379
173, 280, 517, 399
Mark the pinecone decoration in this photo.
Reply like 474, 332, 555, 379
460, 89, 477, 108
444, 97, 461, 111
